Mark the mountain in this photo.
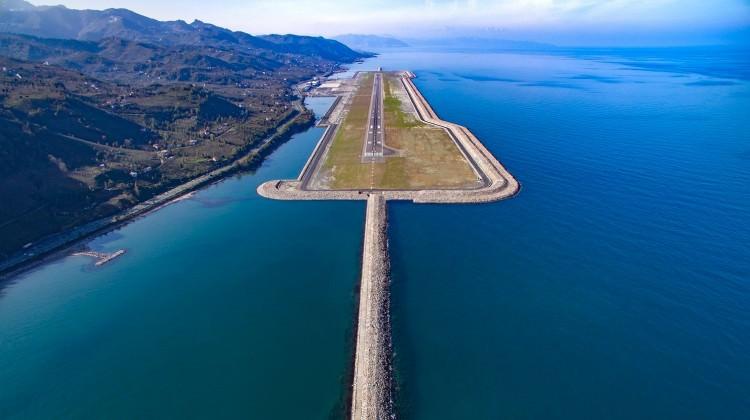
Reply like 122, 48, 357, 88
0, 1, 367, 62
405, 36, 556, 51
261, 34, 369, 62
0, 32, 329, 84
333, 34, 409, 51
0, 3, 367, 261
0, 1, 167, 41
0, 0, 34, 11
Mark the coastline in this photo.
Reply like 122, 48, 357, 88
0, 106, 315, 280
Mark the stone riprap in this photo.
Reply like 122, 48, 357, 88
350, 193, 393, 420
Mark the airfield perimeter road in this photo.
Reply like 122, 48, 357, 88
299, 123, 338, 190
363, 72, 385, 161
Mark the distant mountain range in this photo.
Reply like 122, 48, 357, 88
332, 33, 556, 52
0, 0, 367, 261
333, 34, 409, 52
405, 36, 555, 51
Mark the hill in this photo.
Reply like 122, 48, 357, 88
405, 36, 555, 51
0, 3, 367, 261
0, 1, 367, 62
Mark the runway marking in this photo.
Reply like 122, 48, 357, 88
362, 72, 385, 163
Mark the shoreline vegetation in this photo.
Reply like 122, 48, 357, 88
0, 106, 316, 278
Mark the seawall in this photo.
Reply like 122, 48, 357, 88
351, 193, 394, 419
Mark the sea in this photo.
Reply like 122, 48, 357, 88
1, 46, 748, 419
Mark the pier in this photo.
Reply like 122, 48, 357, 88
72, 249, 126, 266
351, 194, 394, 419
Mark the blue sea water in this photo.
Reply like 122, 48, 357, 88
349, 49, 750, 419
1, 48, 749, 419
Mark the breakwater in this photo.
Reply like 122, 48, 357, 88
72, 249, 126, 266
350, 194, 394, 419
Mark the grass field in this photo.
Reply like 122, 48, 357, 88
321, 74, 376, 188
316, 72, 478, 190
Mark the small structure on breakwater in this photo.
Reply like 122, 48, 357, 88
72, 249, 126, 266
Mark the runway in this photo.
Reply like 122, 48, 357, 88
362, 72, 384, 162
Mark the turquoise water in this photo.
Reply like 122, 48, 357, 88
1, 50, 749, 419
0, 97, 364, 418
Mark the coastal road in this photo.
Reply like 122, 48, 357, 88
362, 72, 385, 162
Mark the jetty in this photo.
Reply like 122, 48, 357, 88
72, 249, 126, 266
351, 194, 393, 419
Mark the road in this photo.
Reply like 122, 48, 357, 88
362, 72, 385, 161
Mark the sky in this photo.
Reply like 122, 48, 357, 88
30, 0, 750, 45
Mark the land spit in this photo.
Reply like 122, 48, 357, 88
351, 194, 394, 420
